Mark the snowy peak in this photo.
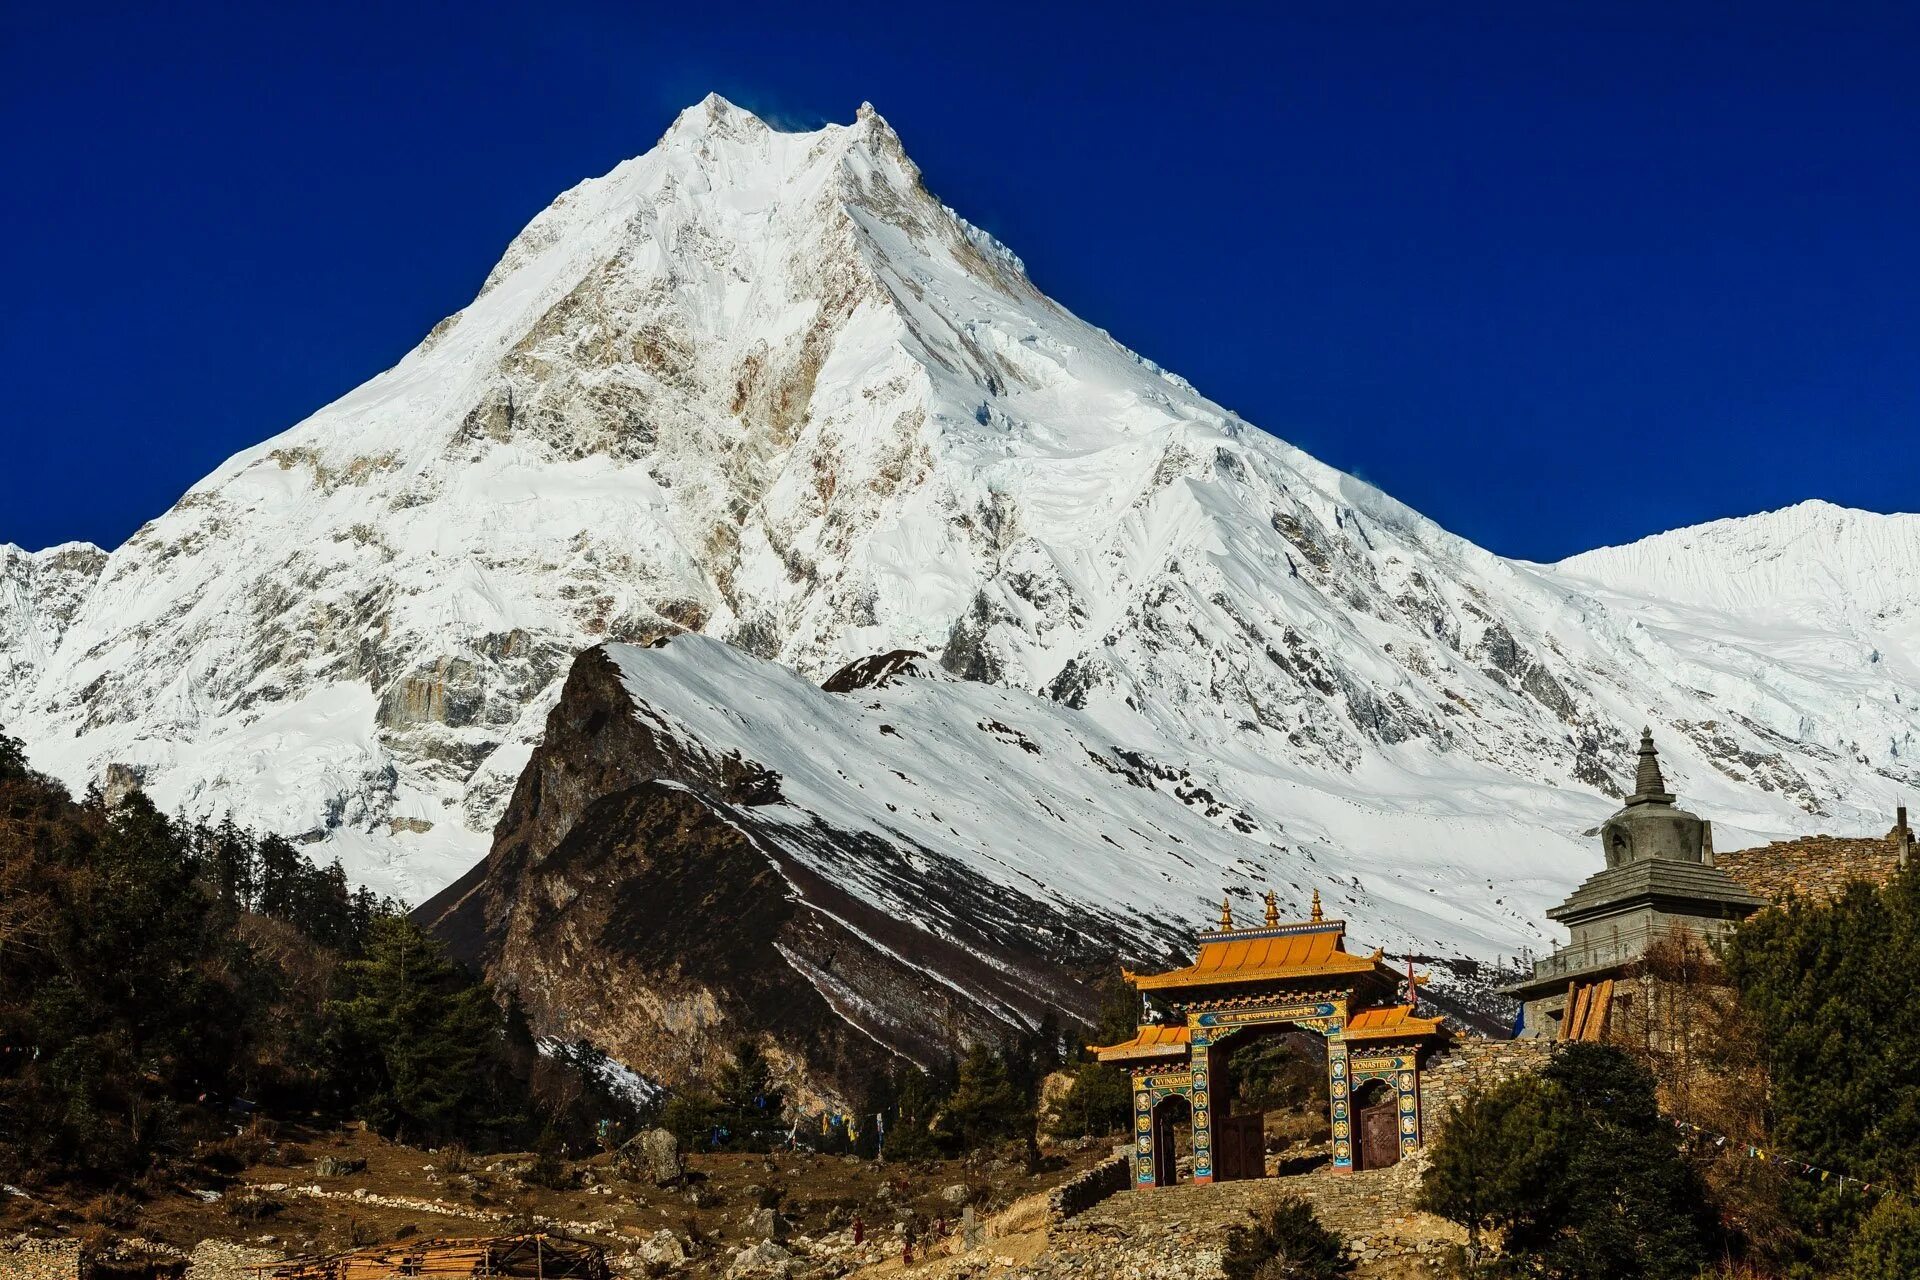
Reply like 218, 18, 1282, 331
4, 97, 1916, 956
1556, 500, 1920, 621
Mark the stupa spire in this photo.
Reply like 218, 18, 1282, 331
1628, 727, 1674, 804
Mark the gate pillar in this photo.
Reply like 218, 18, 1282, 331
1328, 1040, 1354, 1173
1190, 1039, 1217, 1184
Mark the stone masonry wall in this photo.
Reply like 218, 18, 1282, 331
1716, 833, 1903, 904
1417, 1038, 1554, 1142
0, 1237, 83, 1280
1048, 1152, 1132, 1219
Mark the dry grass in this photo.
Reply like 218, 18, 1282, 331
35, 1122, 1114, 1266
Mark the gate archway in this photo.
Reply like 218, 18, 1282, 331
1093, 890, 1446, 1187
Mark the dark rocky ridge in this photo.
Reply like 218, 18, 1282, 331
417, 643, 1125, 1105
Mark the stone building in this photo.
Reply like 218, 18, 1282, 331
1507, 728, 1762, 1039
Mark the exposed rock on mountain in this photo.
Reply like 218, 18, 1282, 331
416, 641, 1111, 1099
0, 542, 106, 693
3, 96, 1916, 964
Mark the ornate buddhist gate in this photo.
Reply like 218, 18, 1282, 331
1094, 892, 1445, 1187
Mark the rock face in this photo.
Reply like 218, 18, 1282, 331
3, 94, 1918, 921
416, 643, 1107, 1102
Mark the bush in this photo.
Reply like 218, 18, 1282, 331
522, 1134, 577, 1190
225, 1188, 285, 1221
80, 1193, 138, 1229
1420, 1043, 1714, 1279
1221, 1196, 1351, 1279
661, 1090, 720, 1150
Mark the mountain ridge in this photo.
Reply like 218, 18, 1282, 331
3, 97, 1914, 955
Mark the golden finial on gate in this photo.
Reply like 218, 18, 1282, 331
1310, 888, 1324, 922
1218, 894, 1234, 931
1264, 890, 1279, 927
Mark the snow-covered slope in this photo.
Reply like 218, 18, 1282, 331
601, 634, 1570, 962
3, 96, 1916, 953
1, 542, 107, 696
1550, 500, 1920, 786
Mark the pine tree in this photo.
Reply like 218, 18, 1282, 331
1418, 1043, 1714, 1279
255, 833, 305, 920
715, 1038, 781, 1148
938, 1043, 1033, 1153
1056, 1060, 1131, 1137
207, 815, 257, 910
881, 1063, 945, 1161
324, 915, 513, 1146
1092, 966, 1142, 1045
0, 727, 29, 781
1723, 869, 1920, 1189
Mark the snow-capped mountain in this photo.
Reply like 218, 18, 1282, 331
4, 96, 1916, 958
1, 542, 107, 697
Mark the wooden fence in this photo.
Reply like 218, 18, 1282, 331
258, 1235, 607, 1280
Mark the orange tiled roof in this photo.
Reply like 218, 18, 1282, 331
1345, 1004, 1445, 1040
1129, 924, 1381, 991
1089, 1024, 1192, 1061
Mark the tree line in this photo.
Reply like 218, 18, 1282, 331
0, 728, 641, 1189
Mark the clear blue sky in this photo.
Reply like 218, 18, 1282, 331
3, 2, 1916, 561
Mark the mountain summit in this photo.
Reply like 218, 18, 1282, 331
4, 98, 1915, 956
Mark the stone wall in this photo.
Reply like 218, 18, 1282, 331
0, 1237, 82, 1280
1010, 1165, 1468, 1279
1047, 1152, 1132, 1220
1417, 1038, 1554, 1142
1717, 832, 1904, 904
183, 1239, 285, 1280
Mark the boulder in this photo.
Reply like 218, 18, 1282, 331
621, 1128, 684, 1186
637, 1230, 687, 1267
725, 1239, 794, 1278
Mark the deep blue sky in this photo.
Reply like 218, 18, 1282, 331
3, 3, 1916, 561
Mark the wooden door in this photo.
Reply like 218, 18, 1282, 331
1357, 1097, 1401, 1170
1152, 1101, 1181, 1186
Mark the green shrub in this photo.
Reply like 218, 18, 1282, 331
1221, 1195, 1351, 1280
1841, 1196, 1920, 1280
1419, 1043, 1714, 1279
